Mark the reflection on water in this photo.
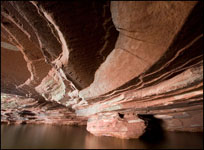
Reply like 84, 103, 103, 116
1, 124, 203, 149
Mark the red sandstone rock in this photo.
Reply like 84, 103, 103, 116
79, 1, 197, 99
1, 93, 87, 126
87, 112, 146, 139
1, 1, 203, 139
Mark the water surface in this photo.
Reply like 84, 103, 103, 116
1, 124, 203, 149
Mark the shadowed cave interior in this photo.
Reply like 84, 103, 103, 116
1, 1, 203, 149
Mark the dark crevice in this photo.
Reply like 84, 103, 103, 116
138, 114, 165, 143
118, 113, 124, 119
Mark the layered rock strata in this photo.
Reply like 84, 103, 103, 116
1, 93, 87, 126
1, 1, 203, 139
87, 112, 146, 139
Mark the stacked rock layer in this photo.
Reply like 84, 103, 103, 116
1, 1, 203, 139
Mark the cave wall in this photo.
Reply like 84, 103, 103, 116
79, 1, 198, 99
1, 43, 30, 95
1, 1, 203, 139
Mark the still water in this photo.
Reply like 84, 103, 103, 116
1, 124, 203, 149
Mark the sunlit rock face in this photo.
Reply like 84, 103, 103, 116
1, 1, 203, 139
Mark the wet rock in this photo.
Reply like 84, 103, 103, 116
1, 93, 87, 126
19, 110, 36, 117
1, 1, 203, 139
87, 112, 146, 139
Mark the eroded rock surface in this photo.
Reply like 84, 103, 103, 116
87, 112, 146, 139
1, 1, 203, 139
1, 93, 87, 126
